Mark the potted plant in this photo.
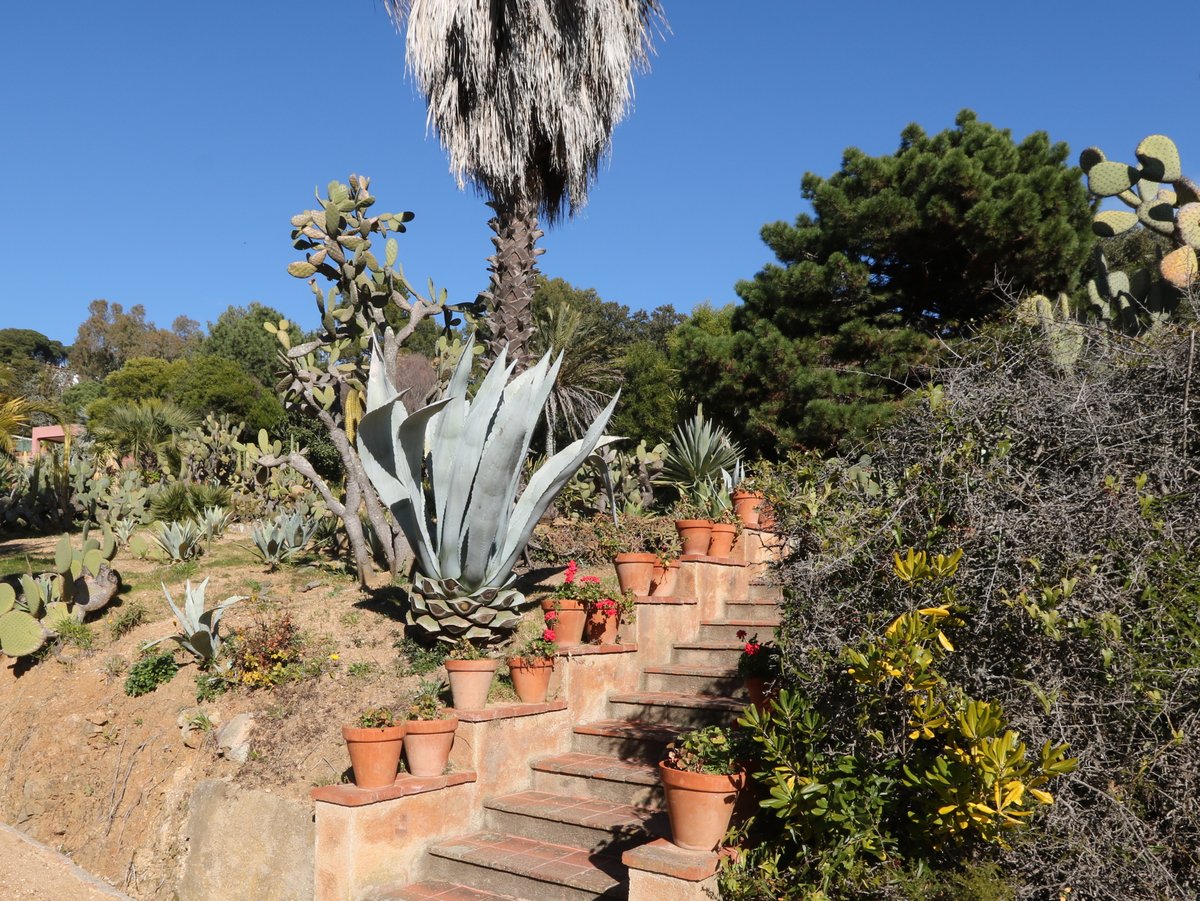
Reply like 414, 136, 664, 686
707, 486, 740, 558
506, 610, 558, 703
541, 560, 595, 647
402, 679, 459, 777
443, 637, 497, 710
585, 589, 636, 645
650, 551, 681, 597
672, 496, 713, 556
342, 707, 404, 789
736, 630, 781, 710
659, 725, 747, 851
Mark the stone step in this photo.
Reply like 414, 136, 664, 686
749, 583, 784, 600
484, 790, 667, 852
672, 639, 745, 666
642, 662, 743, 697
608, 690, 745, 727
369, 880, 520, 900
425, 832, 625, 901
531, 752, 663, 807
572, 718, 682, 759
723, 599, 783, 620
698, 618, 780, 641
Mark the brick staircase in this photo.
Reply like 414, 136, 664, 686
372, 581, 783, 901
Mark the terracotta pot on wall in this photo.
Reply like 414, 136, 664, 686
586, 611, 619, 645
731, 490, 764, 529
650, 560, 680, 597
708, 523, 737, 558
659, 762, 746, 851
613, 552, 657, 596
675, 519, 713, 556
743, 676, 777, 712
444, 659, 497, 710
508, 657, 555, 703
403, 717, 458, 777
541, 598, 587, 647
342, 724, 404, 789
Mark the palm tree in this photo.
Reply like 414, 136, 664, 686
0, 396, 30, 456
90, 399, 198, 472
384, 0, 665, 368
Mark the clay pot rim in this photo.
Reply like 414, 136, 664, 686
403, 716, 459, 734
731, 489, 764, 500
674, 519, 713, 528
710, 522, 738, 533
342, 724, 405, 742
444, 658, 498, 672
507, 656, 555, 670
658, 761, 746, 791
614, 552, 659, 562
542, 597, 586, 611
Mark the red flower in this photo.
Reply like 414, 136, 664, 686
736, 630, 748, 640
580, 575, 601, 584
744, 642, 759, 655
544, 609, 558, 622
564, 560, 578, 584
542, 628, 557, 642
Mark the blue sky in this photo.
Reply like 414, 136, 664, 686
4, 1, 1199, 346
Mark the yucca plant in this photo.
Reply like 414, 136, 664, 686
358, 334, 618, 642
660, 408, 743, 505
144, 578, 244, 668
251, 510, 318, 570
152, 520, 205, 563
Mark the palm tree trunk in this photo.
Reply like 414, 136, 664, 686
481, 198, 543, 371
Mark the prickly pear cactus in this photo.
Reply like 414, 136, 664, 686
1020, 293, 1085, 371
1080, 134, 1200, 291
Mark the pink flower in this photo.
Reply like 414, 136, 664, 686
580, 575, 601, 584
736, 630, 748, 640
542, 628, 557, 642
544, 609, 558, 622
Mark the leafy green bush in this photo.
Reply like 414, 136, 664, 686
150, 481, 230, 523
124, 650, 179, 697
760, 323, 1200, 897
394, 635, 446, 675
530, 513, 678, 565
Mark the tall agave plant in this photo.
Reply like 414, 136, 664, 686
357, 335, 618, 642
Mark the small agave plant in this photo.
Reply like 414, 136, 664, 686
358, 334, 618, 642
144, 578, 244, 668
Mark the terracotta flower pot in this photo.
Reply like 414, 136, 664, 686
731, 490, 764, 529
586, 612, 619, 645
659, 762, 746, 851
650, 560, 680, 597
675, 519, 713, 556
708, 523, 737, 558
613, 552, 657, 596
541, 598, 587, 647
757, 503, 777, 531
403, 717, 458, 777
743, 676, 776, 712
445, 659, 498, 710
341, 724, 404, 789
508, 657, 555, 703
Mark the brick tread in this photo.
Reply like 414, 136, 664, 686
531, 752, 659, 786
573, 718, 683, 742
486, 790, 663, 832
642, 663, 738, 678
609, 690, 744, 712
377, 881, 521, 900
672, 639, 744, 650
700, 618, 780, 627
428, 831, 624, 895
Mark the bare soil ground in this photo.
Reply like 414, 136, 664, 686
0, 528, 474, 898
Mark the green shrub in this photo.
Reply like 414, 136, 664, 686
124, 650, 178, 697
150, 481, 230, 523
108, 602, 149, 639
394, 635, 446, 676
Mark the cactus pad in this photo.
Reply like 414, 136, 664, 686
1136, 134, 1181, 182
0, 610, 45, 657
1093, 210, 1139, 237
1137, 198, 1177, 235
1078, 147, 1106, 173
0, 584, 14, 615
42, 603, 73, 633
1161, 245, 1199, 289
1088, 161, 1138, 197
1176, 203, 1200, 249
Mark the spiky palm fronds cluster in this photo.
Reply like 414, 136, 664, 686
385, 0, 665, 223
